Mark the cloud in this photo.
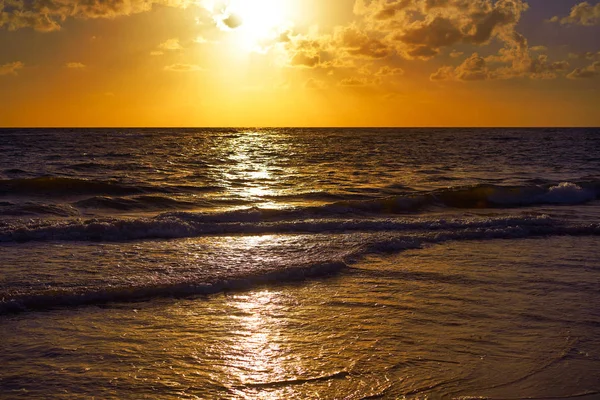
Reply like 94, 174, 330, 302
530, 45, 547, 53
551, 2, 600, 26
430, 65, 455, 81
163, 63, 203, 72
290, 52, 321, 68
420, 0, 573, 83
0, 61, 24, 75
66, 62, 86, 69
333, 24, 392, 59
0, 0, 190, 32
339, 77, 370, 86
567, 61, 600, 79
527, 55, 570, 79
284, 0, 532, 77
158, 38, 183, 50
431, 53, 491, 81
220, 13, 243, 29
356, 0, 529, 60
304, 78, 327, 89
199, 1, 244, 31
285, 34, 326, 68
431, 52, 570, 81
374, 66, 404, 76
568, 51, 600, 61
285, 0, 552, 86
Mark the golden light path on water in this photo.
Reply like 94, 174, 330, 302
225, 290, 285, 399
220, 131, 291, 209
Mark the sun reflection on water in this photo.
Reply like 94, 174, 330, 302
220, 131, 288, 208
223, 290, 289, 399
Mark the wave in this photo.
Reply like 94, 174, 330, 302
2, 216, 599, 314
2, 178, 597, 213
242, 370, 350, 389
74, 195, 201, 211
331, 182, 599, 213
0, 202, 80, 217
0, 260, 347, 315
1, 210, 599, 243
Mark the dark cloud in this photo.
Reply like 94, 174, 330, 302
290, 52, 320, 68
334, 25, 392, 59
221, 12, 242, 29
0, 0, 168, 31
356, 0, 528, 60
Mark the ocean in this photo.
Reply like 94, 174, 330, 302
1, 128, 599, 399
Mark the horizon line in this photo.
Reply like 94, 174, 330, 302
1, 126, 600, 130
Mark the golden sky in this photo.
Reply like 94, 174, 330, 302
1, 0, 599, 127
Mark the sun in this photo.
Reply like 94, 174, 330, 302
219, 0, 292, 51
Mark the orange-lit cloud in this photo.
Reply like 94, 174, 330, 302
158, 38, 183, 50
163, 63, 203, 72
0, 61, 24, 75
568, 61, 600, 79
0, 0, 172, 31
550, 2, 600, 26
66, 62, 86, 69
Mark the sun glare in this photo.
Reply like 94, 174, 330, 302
222, 0, 292, 51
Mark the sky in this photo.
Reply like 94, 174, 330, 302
0, 0, 599, 127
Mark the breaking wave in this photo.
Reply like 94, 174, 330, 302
1, 180, 597, 216
330, 182, 599, 213
1, 210, 599, 243
2, 215, 599, 314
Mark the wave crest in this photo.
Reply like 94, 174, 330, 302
0, 260, 347, 314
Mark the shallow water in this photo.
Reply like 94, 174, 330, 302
1, 128, 599, 398
2, 237, 599, 399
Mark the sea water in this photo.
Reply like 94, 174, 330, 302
1, 128, 599, 399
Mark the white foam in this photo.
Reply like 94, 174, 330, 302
540, 182, 596, 204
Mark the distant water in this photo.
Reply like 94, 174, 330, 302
1, 128, 599, 399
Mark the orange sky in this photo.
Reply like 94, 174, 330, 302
0, 0, 599, 127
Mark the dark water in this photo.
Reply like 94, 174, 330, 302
1, 128, 599, 399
